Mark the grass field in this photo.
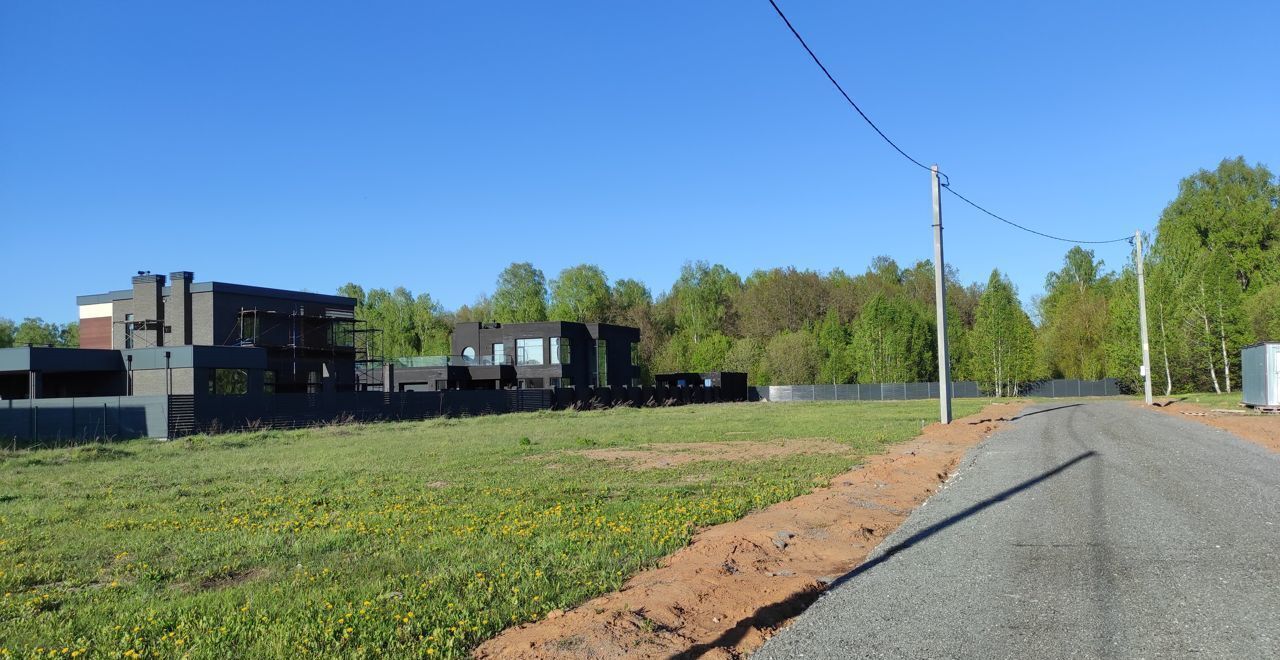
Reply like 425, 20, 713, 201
0, 400, 985, 658
1176, 391, 1246, 409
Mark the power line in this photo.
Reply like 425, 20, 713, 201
765, 0, 1131, 245
766, 0, 932, 174
943, 187, 1132, 245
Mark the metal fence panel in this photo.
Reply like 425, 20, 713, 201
761, 379, 1120, 403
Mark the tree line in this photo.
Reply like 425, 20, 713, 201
335, 157, 1277, 395
6, 157, 1273, 396
0, 318, 79, 349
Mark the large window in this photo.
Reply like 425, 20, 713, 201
516, 338, 544, 365
550, 337, 571, 364
263, 370, 277, 395
124, 313, 135, 349
631, 341, 641, 366
210, 369, 248, 396
492, 343, 506, 364
596, 339, 608, 386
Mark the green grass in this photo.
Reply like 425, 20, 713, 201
1174, 391, 1246, 409
0, 400, 984, 658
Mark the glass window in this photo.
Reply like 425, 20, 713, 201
239, 314, 259, 344
212, 369, 248, 395
596, 339, 608, 386
124, 313, 135, 349
550, 337, 571, 364
462, 346, 476, 361
263, 370, 277, 395
631, 341, 641, 366
492, 343, 506, 363
516, 338, 545, 365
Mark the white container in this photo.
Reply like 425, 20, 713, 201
1241, 342, 1280, 408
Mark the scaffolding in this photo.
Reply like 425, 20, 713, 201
234, 307, 385, 391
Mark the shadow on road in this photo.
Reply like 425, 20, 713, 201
1010, 403, 1083, 421
967, 403, 1082, 425
670, 450, 1098, 660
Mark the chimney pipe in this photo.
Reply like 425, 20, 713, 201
169, 271, 193, 345
131, 273, 165, 347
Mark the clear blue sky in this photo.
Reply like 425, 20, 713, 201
3, 1, 1277, 323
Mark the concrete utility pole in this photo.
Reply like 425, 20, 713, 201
932, 165, 952, 424
1135, 230, 1154, 405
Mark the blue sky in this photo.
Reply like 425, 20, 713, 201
2, 1, 1277, 323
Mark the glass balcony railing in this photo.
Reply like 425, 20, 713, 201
393, 355, 514, 368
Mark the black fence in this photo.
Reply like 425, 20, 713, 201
2, 383, 747, 443
759, 378, 1120, 402
182, 384, 742, 436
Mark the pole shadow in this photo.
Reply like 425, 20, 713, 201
967, 402, 1083, 425
669, 450, 1098, 659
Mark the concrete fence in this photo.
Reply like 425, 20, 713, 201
0, 395, 171, 444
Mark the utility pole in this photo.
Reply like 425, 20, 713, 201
1135, 230, 1153, 405
932, 165, 952, 424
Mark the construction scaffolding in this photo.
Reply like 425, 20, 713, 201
234, 307, 384, 391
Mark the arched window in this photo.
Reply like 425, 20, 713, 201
462, 346, 476, 361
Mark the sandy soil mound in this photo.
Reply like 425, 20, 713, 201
1150, 399, 1280, 452
475, 402, 1026, 659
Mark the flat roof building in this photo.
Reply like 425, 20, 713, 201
389, 321, 641, 391
2, 270, 378, 400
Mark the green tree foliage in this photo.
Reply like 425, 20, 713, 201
492, 262, 548, 323
760, 331, 822, 385
849, 294, 934, 383
605, 278, 660, 382
814, 309, 855, 384
453, 295, 494, 323
689, 333, 733, 373
548, 264, 611, 323
299, 156, 1271, 392
1103, 269, 1143, 392
1038, 247, 1111, 379
13, 317, 71, 347
723, 337, 767, 385
735, 268, 828, 338
1157, 157, 1279, 294
0, 318, 16, 348
60, 322, 79, 348
969, 271, 1037, 396
338, 284, 451, 359
1246, 282, 1280, 342
670, 261, 740, 343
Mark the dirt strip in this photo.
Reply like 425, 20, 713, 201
475, 402, 1027, 659
1149, 399, 1280, 452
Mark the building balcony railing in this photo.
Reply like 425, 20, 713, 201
394, 355, 514, 368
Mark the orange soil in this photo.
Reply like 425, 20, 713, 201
1149, 399, 1280, 452
475, 402, 1026, 659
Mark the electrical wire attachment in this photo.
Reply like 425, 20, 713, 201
766, 0, 1133, 246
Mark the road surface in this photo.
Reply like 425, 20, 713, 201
756, 401, 1280, 659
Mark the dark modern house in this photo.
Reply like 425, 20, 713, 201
1, 270, 378, 401
654, 371, 749, 402
387, 321, 641, 391
2, 272, 744, 443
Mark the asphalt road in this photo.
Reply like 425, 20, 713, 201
756, 401, 1280, 659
